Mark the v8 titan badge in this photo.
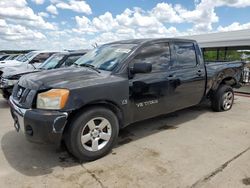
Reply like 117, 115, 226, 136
136, 100, 158, 108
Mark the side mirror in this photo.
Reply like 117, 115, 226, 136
130, 62, 152, 74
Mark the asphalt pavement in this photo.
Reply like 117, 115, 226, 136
0, 95, 250, 188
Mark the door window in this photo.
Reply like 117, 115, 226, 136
174, 42, 197, 67
131, 43, 171, 73
62, 55, 82, 67
31, 53, 54, 64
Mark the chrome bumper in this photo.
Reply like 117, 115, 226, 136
8, 96, 69, 145
9, 96, 29, 132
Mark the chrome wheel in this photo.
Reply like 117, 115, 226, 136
81, 117, 112, 152
222, 91, 233, 110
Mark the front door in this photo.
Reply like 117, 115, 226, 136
129, 42, 172, 122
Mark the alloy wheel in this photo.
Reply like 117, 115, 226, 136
80, 117, 112, 152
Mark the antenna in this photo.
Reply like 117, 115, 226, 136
91, 43, 98, 49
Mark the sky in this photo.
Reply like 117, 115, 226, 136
0, 0, 250, 50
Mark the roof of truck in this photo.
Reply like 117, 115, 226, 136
30, 50, 62, 54
107, 38, 196, 45
52, 51, 88, 56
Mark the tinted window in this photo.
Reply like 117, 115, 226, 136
131, 43, 170, 72
174, 42, 196, 67
62, 55, 82, 67
39, 54, 65, 69
32, 53, 54, 64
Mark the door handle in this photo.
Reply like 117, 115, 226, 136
197, 70, 202, 76
167, 74, 174, 78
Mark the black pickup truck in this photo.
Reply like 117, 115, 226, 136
9, 38, 244, 161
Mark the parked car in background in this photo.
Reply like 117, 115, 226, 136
14, 54, 25, 62
0, 51, 58, 70
0, 54, 10, 61
9, 38, 244, 161
39, 51, 88, 70
0, 51, 87, 99
3, 54, 20, 61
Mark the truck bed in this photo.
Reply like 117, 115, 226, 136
205, 60, 244, 94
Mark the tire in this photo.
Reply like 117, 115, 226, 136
64, 107, 119, 161
211, 84, 234, 112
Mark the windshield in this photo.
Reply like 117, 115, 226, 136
5, 55, 14, 60
39, 54, 65, 69
18, 51, 38, 62
0, 55, 8, 61
74, 43, 136, 71
16, 54, 25, 61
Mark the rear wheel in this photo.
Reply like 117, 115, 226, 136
211, 85, 234, 112
64, 107, 119, 161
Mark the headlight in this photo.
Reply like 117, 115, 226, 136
0, 78, 18, 87
6, 79, 18, 86
37, 89, 69, 110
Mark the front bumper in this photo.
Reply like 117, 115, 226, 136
9, 96, 68, 145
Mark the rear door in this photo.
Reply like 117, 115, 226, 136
166, 41, 206, 111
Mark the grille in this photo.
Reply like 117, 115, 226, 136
13, 85, 28, 101
12, 84, 36, 108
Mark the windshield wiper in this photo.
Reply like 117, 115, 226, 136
23, 54, 36, 69
74, 63, 101, 73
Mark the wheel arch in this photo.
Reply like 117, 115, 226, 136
212, 76, 236, 92
220, 77, 237, 87
63, 100, 124, 136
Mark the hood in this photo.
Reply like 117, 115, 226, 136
2, 66, 38, 79
19, 67, 112, 90
0, 60, 24, 68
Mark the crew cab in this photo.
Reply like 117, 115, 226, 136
0, 51, 87, 99
9, 38, 244, 161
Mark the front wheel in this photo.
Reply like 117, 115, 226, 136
211, 85, 234, 112
64, 107, 119, 161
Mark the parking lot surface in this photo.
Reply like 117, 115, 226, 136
0, 95, 250, 188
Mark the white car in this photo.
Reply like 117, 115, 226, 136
0, 51, 59, 70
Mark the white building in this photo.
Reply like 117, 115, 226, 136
182, 29, 250, 49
